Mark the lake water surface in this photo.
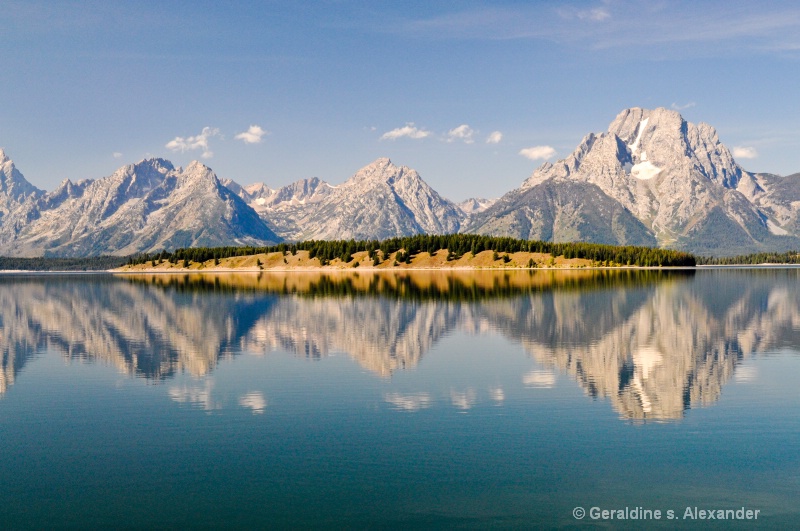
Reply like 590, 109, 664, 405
1, 269, 799, 528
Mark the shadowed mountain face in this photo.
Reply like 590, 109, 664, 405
464, 179, 656, 246
2, 270, 799, 421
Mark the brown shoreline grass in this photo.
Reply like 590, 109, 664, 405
115, 249, 617, 273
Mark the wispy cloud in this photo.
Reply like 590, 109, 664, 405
446, 124, 476, 143
671, 101, 696, 111
235, 125, 268, 144
165, 126, 220, 159
733, 146, 758, 159
519, 145, 556, 160
112, 152, 123, 158
576, 7, 611, 22
486, 131, 503, 144
380, 123, 431, 140
400, 3, 800, 54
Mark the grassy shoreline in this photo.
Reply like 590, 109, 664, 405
5, 234, 800, 272
117, 248, 682, 273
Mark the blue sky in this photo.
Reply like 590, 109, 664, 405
2, 0, 800, 200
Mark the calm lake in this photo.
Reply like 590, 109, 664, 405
1, 269, 799, 528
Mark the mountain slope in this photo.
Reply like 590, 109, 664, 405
298, 158, 462, 240
466, 179, 656, 246
227, 158, 463, 241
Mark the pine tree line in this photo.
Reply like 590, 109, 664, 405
127, 234, 697, 267
0, 255, 128, 271
697, 250, 800, 265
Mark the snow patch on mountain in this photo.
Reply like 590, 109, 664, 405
628, 117, 648, 158
630, 160, 662, 180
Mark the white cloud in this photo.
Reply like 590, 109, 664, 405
235, 125, 268, 144
165, 126, 220, 159
112, 152, 123, 158
239, 391, 267, 414
446, 124, 476, 143
380, 123, 431, 140
577, 7, 611, 21
671, 101, 696, 111
519, 145, 556, 160
486, 131, 503, 144
732, 146, 758, 159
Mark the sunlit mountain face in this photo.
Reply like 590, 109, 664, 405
3, 269, 799, 422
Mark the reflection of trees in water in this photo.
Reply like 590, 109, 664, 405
127, 269, 677, 302
2, 269, 800, 421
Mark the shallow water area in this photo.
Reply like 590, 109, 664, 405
0, 269, 799, 528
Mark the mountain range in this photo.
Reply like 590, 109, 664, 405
2, 107, 799, 257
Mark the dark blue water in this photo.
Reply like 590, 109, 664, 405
0, 269, 798, 528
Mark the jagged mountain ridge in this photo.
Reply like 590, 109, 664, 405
220, 176, 335, 240
0, 158, 279, 256
226, 158, 463, 241
2, 107, 800, 256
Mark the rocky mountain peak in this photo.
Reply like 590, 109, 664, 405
177, 161, 222, 191
183, 160, 213, 176
134, 157, 174, 174
607, 107, 741, 187
607, 107, 683, 141
457, 197, 498, 215
242, 182, 272, 197
0, 148, 44, 205
346, 157, 412, 187
478, 106, 799, 255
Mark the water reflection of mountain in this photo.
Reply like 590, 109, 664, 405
0, 275, 278, 391
3, 269, 800, 420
